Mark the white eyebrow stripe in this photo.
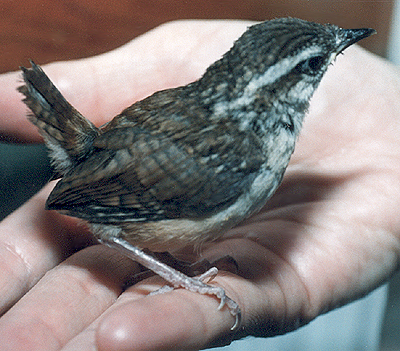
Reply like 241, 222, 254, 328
229, 46, 322, 109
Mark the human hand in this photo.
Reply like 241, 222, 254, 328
1, 20, 399, 351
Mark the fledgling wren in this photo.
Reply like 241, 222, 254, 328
18, 18, 375, 330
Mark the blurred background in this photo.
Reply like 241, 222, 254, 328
0, 0, 392, 73
0, 1, 399, 349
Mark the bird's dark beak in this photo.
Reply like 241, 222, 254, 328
336, 27, 376, 54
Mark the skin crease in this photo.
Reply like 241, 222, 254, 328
0, 19, 400, 350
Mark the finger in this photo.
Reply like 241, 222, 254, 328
93, 237, 304, 351
96, 273, 245, 351
60, 275, 169, 351
0, 245, 139, 351
62, 274, 236, 351
1, 20, 252, 142
0, 182, 94, 315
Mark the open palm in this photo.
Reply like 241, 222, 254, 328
0, 20, 399, 351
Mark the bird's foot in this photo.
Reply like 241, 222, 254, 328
101, 237, 241, 331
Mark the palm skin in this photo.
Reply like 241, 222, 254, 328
0, 20, 399, 351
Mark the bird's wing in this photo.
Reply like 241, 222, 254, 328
46, 116, 265, 223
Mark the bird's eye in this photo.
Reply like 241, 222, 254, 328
294, 55, 325, 75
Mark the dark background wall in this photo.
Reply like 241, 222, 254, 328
0, 0, 393, 74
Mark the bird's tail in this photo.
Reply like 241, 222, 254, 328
18, 61, 99, 175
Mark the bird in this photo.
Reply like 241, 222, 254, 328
18, 18, 375, 330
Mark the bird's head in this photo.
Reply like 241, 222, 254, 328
202, 18, 375, 134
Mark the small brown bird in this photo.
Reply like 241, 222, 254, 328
18, 18, 375, 330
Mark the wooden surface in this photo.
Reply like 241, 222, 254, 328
0, 0, 393, 73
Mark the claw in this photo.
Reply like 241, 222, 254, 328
225, 296, 242, 331
231, 311, 242, 331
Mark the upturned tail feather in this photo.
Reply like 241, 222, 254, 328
18, 61, 99, 175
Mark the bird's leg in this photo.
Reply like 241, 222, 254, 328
150, 251, 215, 277
150, 251, 239, 278
100, 237, 241, 330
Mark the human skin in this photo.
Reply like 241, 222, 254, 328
0, 20, 400, 351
